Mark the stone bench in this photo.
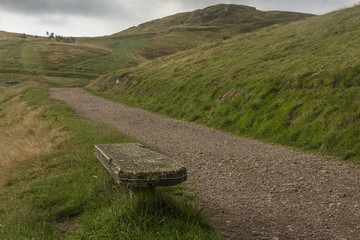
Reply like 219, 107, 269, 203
94, 143, 187, 188
2, 81, 20, 87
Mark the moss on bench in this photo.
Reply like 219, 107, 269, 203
94, 143, 187, 187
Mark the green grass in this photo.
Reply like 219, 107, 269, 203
88, 5, 360, 163
0, 35, 141, 80
0, 82, 221, 239
113, 37, 150, 55
0, 41, 23, 69
37, 76, 90, 88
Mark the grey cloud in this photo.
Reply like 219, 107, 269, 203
1, 0, 358, 18
0, 0, 131, 18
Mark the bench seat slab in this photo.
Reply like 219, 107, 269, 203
94, 143, 187, 187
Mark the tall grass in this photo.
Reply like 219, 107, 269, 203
0, 91, 67, 187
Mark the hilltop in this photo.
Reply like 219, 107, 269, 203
115, 4, 313, 59
121, 4, 312, 34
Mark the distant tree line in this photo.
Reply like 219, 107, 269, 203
46, 31, 76, 43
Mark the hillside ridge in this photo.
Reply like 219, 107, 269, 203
118, 4, 313, 35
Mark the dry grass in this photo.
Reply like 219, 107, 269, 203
0, 86, 68, 187
37, 42, 110, 61
0, 31, 19, 41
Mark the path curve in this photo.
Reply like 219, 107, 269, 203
50, 88, 360, 240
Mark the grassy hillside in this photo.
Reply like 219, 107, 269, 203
123, 4, 312, 33
116, 4, 313, 59
89, 5, 360, 163
0, 79, 220, 239
0, 35, 145, 81
0, 4, 312, 81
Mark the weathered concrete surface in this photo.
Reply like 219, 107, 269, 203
94, 143, 187, 187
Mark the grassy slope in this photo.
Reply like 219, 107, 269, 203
0, 79, 220, 239
0, 4, 312, 79
88, 5, 360, 163
124, 4, 312, 33
117, 4, 313, 59
0, 33, 144, 82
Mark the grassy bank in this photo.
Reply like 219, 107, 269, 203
88, 5, 360, 163
0, 80, 221, 239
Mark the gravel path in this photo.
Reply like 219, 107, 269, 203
49, 88, 360, 240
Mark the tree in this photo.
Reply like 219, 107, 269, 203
46, 31, 75, 43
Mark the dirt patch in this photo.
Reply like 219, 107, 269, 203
49, 88, 360, 240
56, 218, 80, 236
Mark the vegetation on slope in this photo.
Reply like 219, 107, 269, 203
89, 5, 360, 163
123, 4, 312, 33
0, 80, 220, 239
117, 4, 313, 59
0, 4, 313, 80
0, 32, 145, 80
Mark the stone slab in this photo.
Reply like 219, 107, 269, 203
94, 143, 187, 187
2, 81, 20, 87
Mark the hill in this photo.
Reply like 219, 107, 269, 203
115, 4, 313, 59
121, 4, 312, 33
0, 4, 312, 83
89, 5, 360, 162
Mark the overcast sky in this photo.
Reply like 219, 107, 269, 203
0, 0, 358, 37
